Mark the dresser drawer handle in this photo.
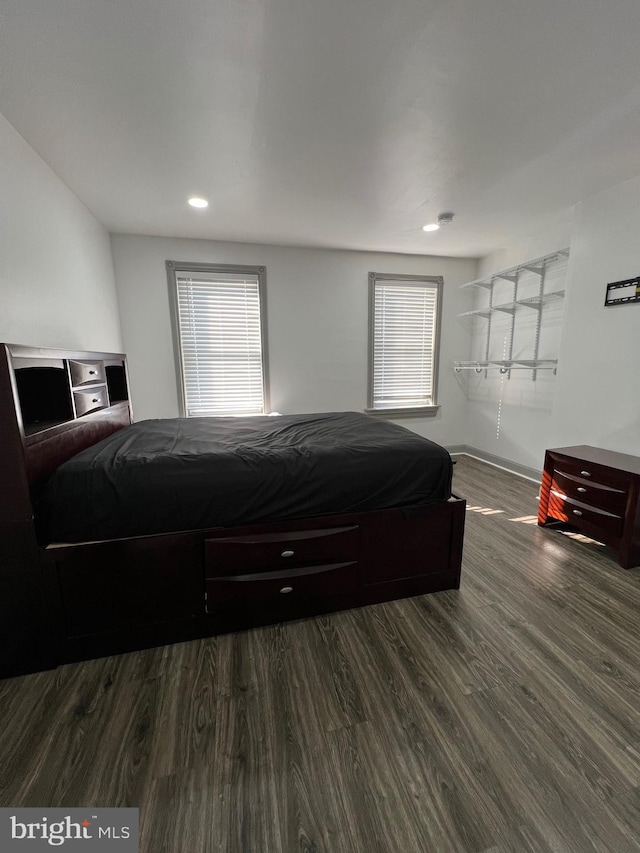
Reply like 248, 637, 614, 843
572, 509, 583, 517
580, 470, 591, 477
281, 550, 294, 558
92, 398, 99, 403
280, 586, 293, 594
577, 487, 587, 493
89, 370, 97, 375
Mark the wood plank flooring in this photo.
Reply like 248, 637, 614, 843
2, 455, 640, 852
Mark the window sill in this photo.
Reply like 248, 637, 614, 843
365, 405, 440, 419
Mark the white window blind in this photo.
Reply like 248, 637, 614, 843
370, 278, 440, 411
174, 268, 267, 416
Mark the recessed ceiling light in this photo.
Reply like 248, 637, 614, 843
188, 197, 209, 209
422, 223, 440, 232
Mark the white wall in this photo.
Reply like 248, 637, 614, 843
111, 234, 477, 447
467, 175, 640, 472
550, 177, 640, 456
477, 212, 574, 280
0, 113, 122, 351
463, 237, 572, 473
6, 88, 638, 469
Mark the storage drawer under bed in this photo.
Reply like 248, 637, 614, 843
204, 525, 359, 576
206, 560, 358, 613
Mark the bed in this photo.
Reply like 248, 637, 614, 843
0, 343, 466, 678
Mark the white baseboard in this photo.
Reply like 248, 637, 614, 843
445, 445, 540, 483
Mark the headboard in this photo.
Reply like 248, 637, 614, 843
0, 343, 132, 677
1, 343, 133, 491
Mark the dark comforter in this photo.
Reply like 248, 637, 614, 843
39, 412, 452, 542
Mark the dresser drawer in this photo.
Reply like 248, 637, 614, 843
552, 469, 628, 515
550, 453, 633, 491
69, 359, 105, 387
206, 560, 358, 613
549, 491, 624, 538
73, 386, 109, 417
205, 525, 358, 577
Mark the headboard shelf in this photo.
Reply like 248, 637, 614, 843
24, 418, 72, 437
7, 343, 128, 362
23, 401, 132, 447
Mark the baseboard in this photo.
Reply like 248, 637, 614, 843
445, 445, 540, 482
445, 445, 467, 455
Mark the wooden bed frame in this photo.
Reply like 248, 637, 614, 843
0, 343, 466, 679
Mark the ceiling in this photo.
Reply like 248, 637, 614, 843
2, 0, 640, 258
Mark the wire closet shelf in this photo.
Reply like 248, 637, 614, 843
454, 248, 569, 380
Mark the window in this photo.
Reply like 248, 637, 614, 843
367, 272, 442, 416
167, 262, 269, 416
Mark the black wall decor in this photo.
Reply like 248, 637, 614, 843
605, 276, 640, 306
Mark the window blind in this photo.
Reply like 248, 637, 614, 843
372, 280, 438, 410
175, 270, 266, 416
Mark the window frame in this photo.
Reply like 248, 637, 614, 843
366, 271, 443, 418
166, 260, 270, 417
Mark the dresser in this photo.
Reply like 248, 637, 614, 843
538, 445, 640, 569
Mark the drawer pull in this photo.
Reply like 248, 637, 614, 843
89, 370, 97, 375
280, 586, 293, 594
580, 470, 591, 477
577, 487, 587, 493
281, 550, 294, 558
92, 398, 99, 403
573, 509, 583, 517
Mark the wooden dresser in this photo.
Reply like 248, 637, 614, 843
538, 445, 640, 569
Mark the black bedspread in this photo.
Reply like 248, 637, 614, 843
39, 412, 452, 542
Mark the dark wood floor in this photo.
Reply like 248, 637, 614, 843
2, 455, 640, 852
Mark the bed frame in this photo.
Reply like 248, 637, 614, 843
0, 343, 466, 678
